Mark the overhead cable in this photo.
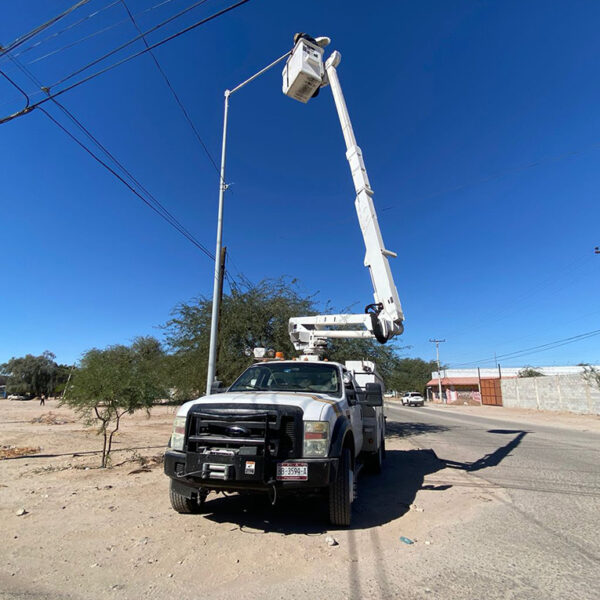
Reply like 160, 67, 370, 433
25, 0, 179, 66
40, 106, 215, 259
0, 0, 93, 56
381, 141, 600, 215
0, 0, 252, 125
0, 69, 30, 109
5, 56, 214, 260
11, 0, 122, 60
442, 256, 594, 343
451, 328, 600, 367
119, 0, 220, 176
52, 0, 212, 89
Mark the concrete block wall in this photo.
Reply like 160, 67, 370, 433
501, 374, 600, 415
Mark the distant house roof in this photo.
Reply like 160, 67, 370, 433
426, 377, 479, 387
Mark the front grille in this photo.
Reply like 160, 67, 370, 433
186, 404, 302, 459
280, 417, 296, 457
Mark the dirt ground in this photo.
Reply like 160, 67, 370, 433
1, 398, 506, 600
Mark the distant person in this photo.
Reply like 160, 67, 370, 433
40, 394, 45, 406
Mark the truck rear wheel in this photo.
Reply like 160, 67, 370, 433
329, 448, 353, 527
366, 434, 385, 474
169, 481, 207, 514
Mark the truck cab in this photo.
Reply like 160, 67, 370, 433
164, 359, 385, 526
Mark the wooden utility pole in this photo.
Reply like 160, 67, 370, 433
212, 246, 227, 392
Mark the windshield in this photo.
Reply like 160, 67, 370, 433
229, 362, 342, 397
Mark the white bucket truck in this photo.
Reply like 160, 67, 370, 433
164, 34, 404, 526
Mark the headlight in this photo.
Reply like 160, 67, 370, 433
303, 421, 329, 457
170, 416, 186, 451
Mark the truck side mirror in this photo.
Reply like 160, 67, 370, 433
359, 383, 383, 407
210, 380, 227, 394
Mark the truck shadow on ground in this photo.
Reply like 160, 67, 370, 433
200, 425, 528, 534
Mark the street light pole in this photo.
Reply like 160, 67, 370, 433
205, 51, 292, 396
205, 90, 230, 396
429, 338, 446, 404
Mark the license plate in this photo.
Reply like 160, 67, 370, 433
276, 462, 308, 481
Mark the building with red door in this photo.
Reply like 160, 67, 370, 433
426, 366, 594, 406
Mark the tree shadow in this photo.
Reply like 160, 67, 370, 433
385, 420, 450, 439
201, 426, 529, 533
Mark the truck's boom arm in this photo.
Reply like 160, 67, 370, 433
287, 46, 404, 354
326, 52, 404, 336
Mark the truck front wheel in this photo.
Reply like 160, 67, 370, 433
169, 481, 207, 514
329, 448, 353, 527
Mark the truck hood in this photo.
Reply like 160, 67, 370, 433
177, 391, 340, 421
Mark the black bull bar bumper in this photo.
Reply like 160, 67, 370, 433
164, 449, 338, 494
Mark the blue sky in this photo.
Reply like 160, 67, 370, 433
1, 0, 599, 369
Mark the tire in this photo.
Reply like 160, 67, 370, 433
169, 481, 207, 514
329, 448, 353, 527
366, 434, 384, 475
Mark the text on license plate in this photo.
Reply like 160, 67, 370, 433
276, 462, 308, 481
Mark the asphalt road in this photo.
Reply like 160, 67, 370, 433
381, 404, 600, 600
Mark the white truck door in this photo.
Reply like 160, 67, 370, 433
343, 371, 364, 455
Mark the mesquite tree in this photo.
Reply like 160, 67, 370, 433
163, 277, 408, 399
1, 351, 68, 397
63, 337, 166, 467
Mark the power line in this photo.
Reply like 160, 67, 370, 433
0, 0, 94, 56
494, 329, 600, 361
24, 0, 179, 66
442, 255, 594, 343
52, 0, 212, 89
11, 0, 122, 60
1, 2, 251, 283
380, 141, 600, 214
41, 105, 215, 259
225, 251, 247, 283
0, 69, 30, 109
4, 55, 215, 260
451, 328, 600, 367
0, 0, 182, 112
0, 0, 252, 125
119, 0, 220, 175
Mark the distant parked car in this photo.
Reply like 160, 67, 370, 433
401, 392, 424, 407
